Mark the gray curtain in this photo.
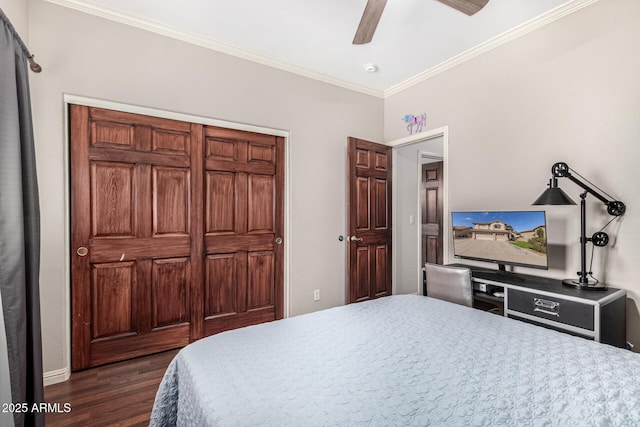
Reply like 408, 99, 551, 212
0, 8, 45, 427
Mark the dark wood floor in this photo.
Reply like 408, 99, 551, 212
44, 349, 178, 426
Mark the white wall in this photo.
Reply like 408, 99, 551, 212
27, 0, 383, 377
394, 137, 444, 295
385, 0, 640, 347
0, 0, 27, 38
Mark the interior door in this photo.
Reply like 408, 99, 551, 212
70, 106, 195, 370
347, 137, 392, 303
421, 161, 444, 265
198, 126, 284, 337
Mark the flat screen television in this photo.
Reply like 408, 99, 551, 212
451, 210, 548, 271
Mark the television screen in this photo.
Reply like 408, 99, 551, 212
451, 211, 548, 270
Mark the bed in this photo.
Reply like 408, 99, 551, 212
150, 295, 640, 426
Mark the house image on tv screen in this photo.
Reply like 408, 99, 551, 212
451, 211, 547, 268
454, 218, 546, 246
469, 220, 514, 241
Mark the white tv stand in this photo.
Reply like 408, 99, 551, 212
449, 264, 627, 348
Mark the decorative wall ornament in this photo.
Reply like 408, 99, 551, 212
402, 113, 426, 134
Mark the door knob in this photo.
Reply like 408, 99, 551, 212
76, 247, 89, 257
350, 236, 363, 242
275, 237, 283, 245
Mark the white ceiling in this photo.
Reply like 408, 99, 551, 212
47, 0, 594, 96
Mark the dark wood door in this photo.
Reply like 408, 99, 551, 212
198, 126, 284, 337
421, 161, 444, 265
70, 106, 195, 369
70, 106, 284, 370
347, 137, 392, 303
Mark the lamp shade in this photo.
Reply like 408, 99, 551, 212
532, 186, 576, 205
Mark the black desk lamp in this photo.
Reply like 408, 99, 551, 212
532, 162, 626, 290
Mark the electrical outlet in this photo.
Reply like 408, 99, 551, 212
313, 289, 320, 302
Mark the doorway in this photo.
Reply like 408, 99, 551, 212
389, 127, 448, 295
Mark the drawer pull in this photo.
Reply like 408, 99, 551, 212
533, 297, 560, 317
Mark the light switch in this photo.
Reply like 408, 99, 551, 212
409, 215, 415, 225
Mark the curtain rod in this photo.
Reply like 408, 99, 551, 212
0, 8, 42, 73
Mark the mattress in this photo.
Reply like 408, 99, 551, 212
150, 295, 640, 426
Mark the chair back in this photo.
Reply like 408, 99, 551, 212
425, 263, 473, 307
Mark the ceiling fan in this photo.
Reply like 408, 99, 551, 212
353, 0, 489, 44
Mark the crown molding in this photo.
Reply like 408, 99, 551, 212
43, 0, 385, 98
45, 0, 597, 100
383, 0, 600, 98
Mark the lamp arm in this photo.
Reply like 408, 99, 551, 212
563, 174, 610, 205
551, 162, 626, 216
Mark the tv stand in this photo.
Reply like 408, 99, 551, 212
470, 265, 525, 283
447, 263, 627, 348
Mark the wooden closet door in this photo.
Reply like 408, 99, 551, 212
70, 106, 197, 370
71, 106, 284, 369
197, 126, 284, 337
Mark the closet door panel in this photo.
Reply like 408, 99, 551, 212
91, 120, 135, 149
91, 162, 135, 237
204, 254, 237, 318
200, 127, 284, 337
151, 257, 190, 329
205, 171, 236, 235
71, 105, 194, 370
153, 166, 190, 236
91, 261, 136, 339
151, 128, 190, 155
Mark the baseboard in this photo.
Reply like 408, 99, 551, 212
43, 367, 70, 386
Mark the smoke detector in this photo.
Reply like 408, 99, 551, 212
363, 63, 378, 73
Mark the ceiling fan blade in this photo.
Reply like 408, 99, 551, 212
353, 0, 388, 45
435, 0, 489, 16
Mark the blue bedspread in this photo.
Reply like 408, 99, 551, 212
150, 295, 640, 426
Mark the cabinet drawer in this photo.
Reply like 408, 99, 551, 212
507, 289, 594, 331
